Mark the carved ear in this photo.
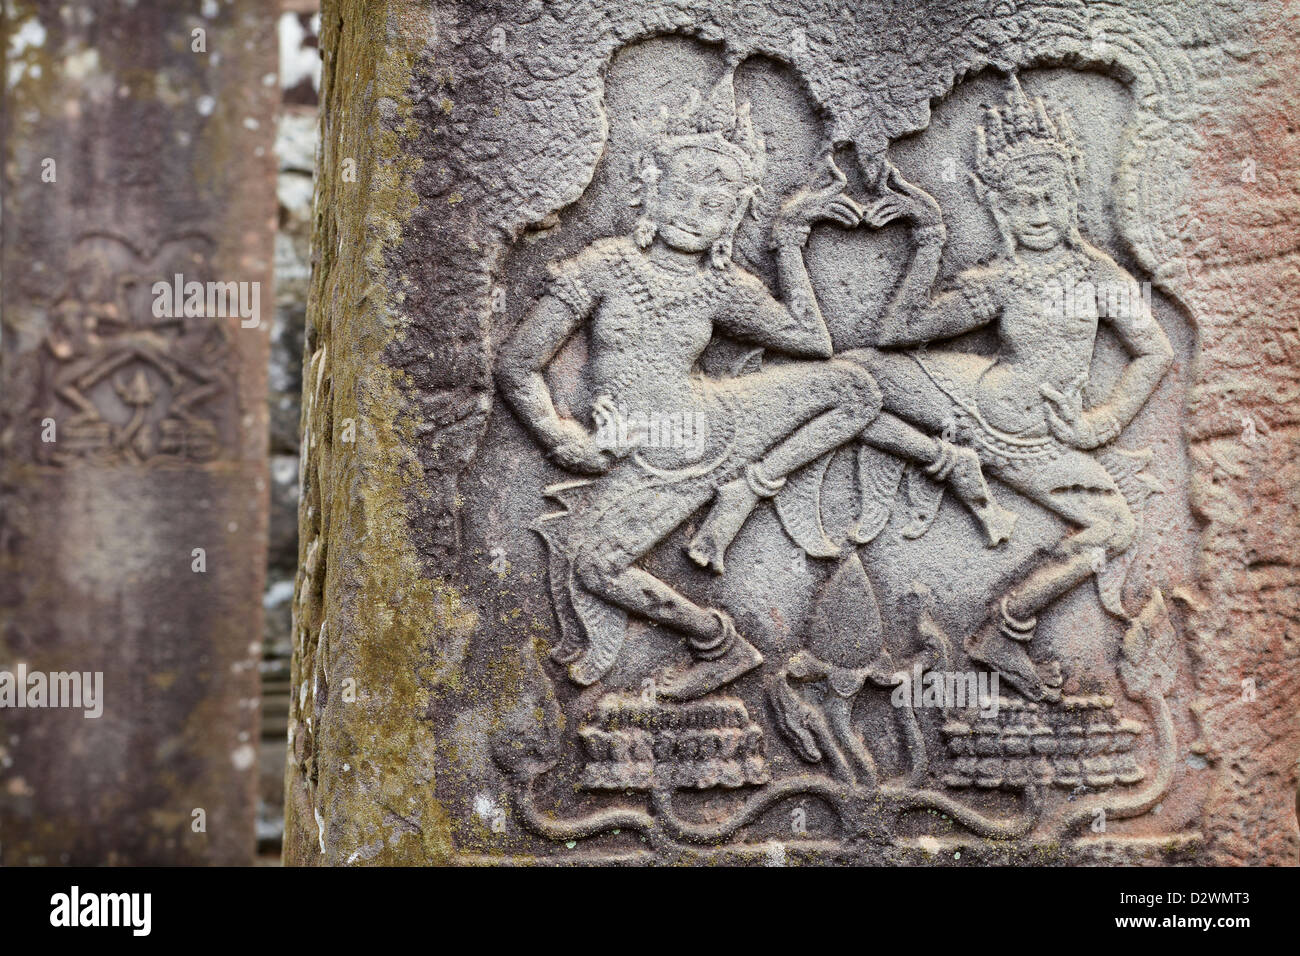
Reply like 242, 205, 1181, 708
711, 195, 749, 266
978, 108, 1004, 165
630, 154, 660, 208
994, 213, 1016, 257
1067, 198, 1086, 247
634, 173, 661, 246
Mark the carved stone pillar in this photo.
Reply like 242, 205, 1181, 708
287, 0, 1299, 865
0, 1, 277, 864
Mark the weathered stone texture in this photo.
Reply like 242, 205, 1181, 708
287, 0, 1298, 865
1, 0, 278, 864
259, 1, 322, 858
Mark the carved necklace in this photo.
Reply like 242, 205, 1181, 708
619, 247, 725, 314
1005, 248, 1090, 297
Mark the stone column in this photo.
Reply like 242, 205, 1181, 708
0, 0, 277, 864
287, 0, 1299, 865
259, 0, 322, 858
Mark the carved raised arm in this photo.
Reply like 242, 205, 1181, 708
866, 166, 989, 348
764, 154, 863, 358
1098, 267, 1175, 431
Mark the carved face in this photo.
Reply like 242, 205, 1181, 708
997, 161, 1075, 252
652, 147, 745, 253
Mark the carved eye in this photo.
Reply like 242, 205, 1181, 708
701, 194, 729, 211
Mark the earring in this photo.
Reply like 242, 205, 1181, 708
710, 237, 732, 269
634, 216, 656, 249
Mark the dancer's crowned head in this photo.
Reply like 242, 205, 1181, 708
632, 61, 765, 267
975, 75, 1084, 253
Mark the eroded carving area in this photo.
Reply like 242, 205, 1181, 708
462, 36, 1199, 861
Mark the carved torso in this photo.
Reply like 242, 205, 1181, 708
963, 250, 1104, 434
547, 237, 791, 459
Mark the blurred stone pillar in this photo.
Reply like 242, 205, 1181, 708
0, 0, 277, 864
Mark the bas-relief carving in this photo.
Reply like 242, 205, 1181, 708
30, 233, 235, 465
475, 32, 1199, 860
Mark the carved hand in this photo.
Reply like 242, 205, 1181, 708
1041, 374, 1120, 450
772, 153, 863, 247
591, 395, 641, 460
549, 417, 613, 474
861, 164, 943, 231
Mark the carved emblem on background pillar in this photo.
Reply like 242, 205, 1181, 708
30, 233, 236, 466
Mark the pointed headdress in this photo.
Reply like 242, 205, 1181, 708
633, 60, 765, 200
974, 74, 1082, 190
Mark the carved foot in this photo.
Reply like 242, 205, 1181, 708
964, 617, 1062, 704
1036, 659, 1063, 690
658, 633, 763, 702
968, 497, 1019, 547
549, 636, 584, 666
686, 476, 761, 574
938, 444, 1017, 546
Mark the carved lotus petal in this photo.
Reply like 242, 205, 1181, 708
805, 553, 885, 670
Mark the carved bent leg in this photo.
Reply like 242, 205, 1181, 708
575, 558, 764, 700
859, 414, 1017, 545
841, 347, 1017, 544
840, 346, 955, 432
688, 359, 882, 573
966, 455, 1137, 702
1003, 473, 1136, 619
578, 559, 715, 640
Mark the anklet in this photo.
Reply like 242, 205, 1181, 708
690, 609, 736, 661
744, 462, 786, 499
924, 441, 957, 482
999, 597, 1038, 640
